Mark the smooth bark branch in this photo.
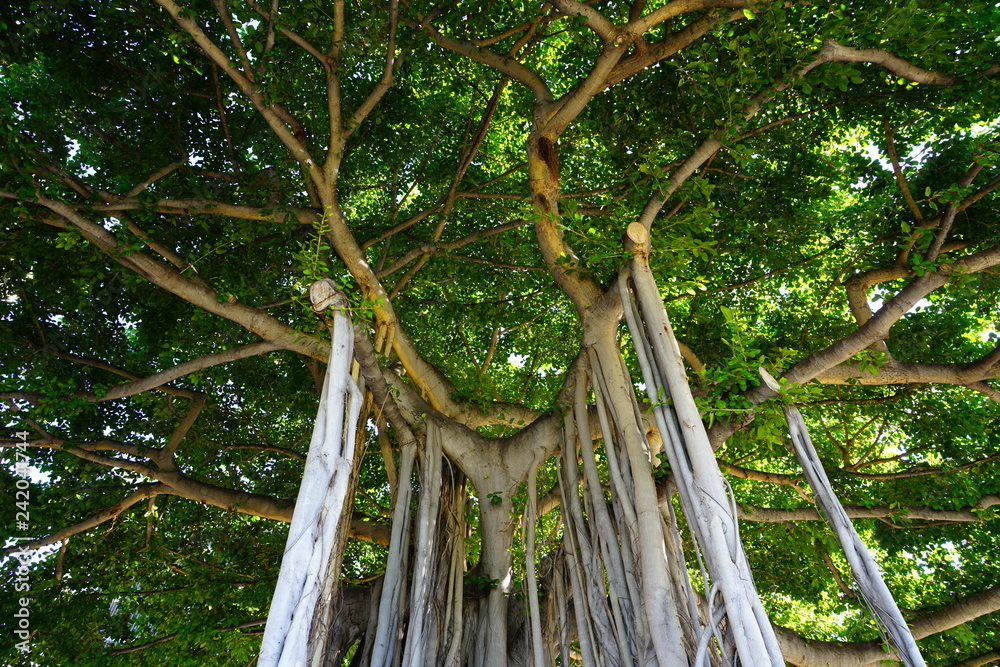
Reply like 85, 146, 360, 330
925, 163, 984, 262
345, 0, 399, 139
2, 484, 163, 557
323, 202, 540, 423
550, 0, 616, 40
213, 0, 255, 78
705, 243, 1000, 447
100, 342, 283, 401
950, 650, 1000, 667
778, 579, 1000, 667
721, 462, 799, 485
0, 475, 398, 557
966, 380, 1000, 403
163, 393, 207, 457
321, 0, 345, 194
126, 159, 186, 197
815, 359, 1000, 386
350, 325, 421, 452
244, 0, 329, 64
953, 171, 1000, 213
739, 496, 1000, 523
819, 40, 957, 85
376, 218, 529, 277
30, 194, 329, 360
604, 10, 732, 88
361, 203, 439, 250
13, 342, 201, 401
154, 0, 323, 187
775, 626, 894, 667
318, 198, 499, 418
91, 197, 323, 225
119, 214, 190, 269
407, 18, 552, 102
639, 38, 969, 230
884, 120, 924, 223
910, 583, 1000, 639
844, 265, 910, 335
631, 0, 749, 33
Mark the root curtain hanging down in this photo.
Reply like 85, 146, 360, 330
259, 280, 363, 667
258, 237, 920, 667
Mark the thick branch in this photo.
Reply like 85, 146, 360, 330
4, 484, 162, 555
154, 0, 323, 188
950, 650, 1000, 667
630, 0, 748, 34
819, 39, 957, 85
375, 218, 530, 277
911, 583, 1000, 640
91, 197, 322, 225
100, 342, 282, 401
407, 17, 552, 102
739, 496, 1000, 523
815, 359, 1000, 387
639, 37, 968, 230
605, 9, 733, 88
27, 194, 329, 360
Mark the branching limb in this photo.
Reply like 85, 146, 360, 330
407, 17, 552, 101
19, 192, 329, 360
126, 159, 186, 197
549, 0, 617, 41
100, 342, 282, 401
708, 244, 1000, 447
816, 543, 857, 598
925, 162, 984, 262
154, 0, 323, 187
14, 341, 200, 400
244, 0, 328, 63
739, 495, 1000, 524
884, 120, 924, 223
605, 9, 739, 88
776, 245, 1000, 392
212, 0, 255, 79
376, 218, 530, 277
819, 39, 958, 85
815, 358, 1000, 387
911, 583, 1000, 640
361, 203, 440, 250
91, 197, 322, 225
630, 0, 750, 34
640, 37, 972, 231
4, 483, 163, 556
721, 462, 799, 486
345, 0, 400, 140
965, 380, 1000, 403
118, 213, 190, 269
21, 435, 163, 477
163, 393, 207, 458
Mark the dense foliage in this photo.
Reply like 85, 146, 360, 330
2, 0, 999, 665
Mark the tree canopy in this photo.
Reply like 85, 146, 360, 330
2, 0, 1000, 665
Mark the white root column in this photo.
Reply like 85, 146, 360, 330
621, 222, 785, 665
259, 280, 364, 667
765, 367, 925, 667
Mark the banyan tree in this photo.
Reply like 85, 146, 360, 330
2, 1, 1000, 666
